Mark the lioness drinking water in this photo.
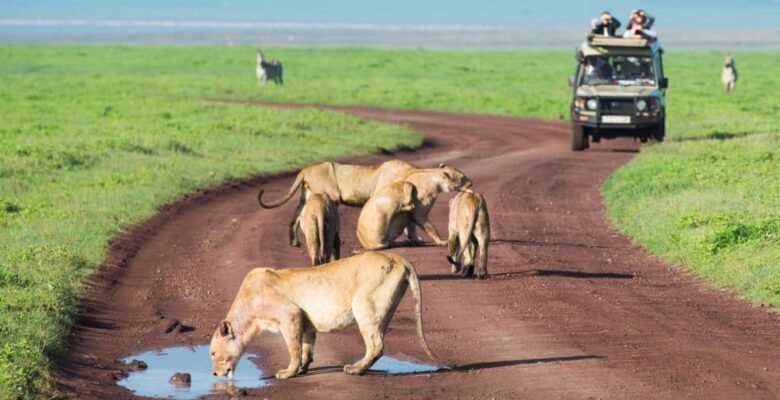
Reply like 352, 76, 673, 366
210, 252, 442, 380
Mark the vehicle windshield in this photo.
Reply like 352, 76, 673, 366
580, 55, 656, 86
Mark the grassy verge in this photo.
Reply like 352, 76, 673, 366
0, 45, 421, 398
603, 134, 780, 304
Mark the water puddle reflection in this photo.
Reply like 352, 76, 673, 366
118, 345, 267, 399
368, 355, 444, 374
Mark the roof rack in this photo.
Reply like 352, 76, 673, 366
587, 35, 649, 48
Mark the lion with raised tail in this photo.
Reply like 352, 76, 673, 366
258, 160, 416, 247
209, 251, 443, 380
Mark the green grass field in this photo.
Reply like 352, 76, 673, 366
0, 45, 422, 398
0, 45, 778, 398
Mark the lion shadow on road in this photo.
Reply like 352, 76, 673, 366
298, 355, 602, 378
421, 269, 633, 281
490, 238, 608, 250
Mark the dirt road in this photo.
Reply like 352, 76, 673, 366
57, 104, 780, 399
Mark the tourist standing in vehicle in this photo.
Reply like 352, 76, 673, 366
626, 9, 655, 30
591, 11, 621, 36
623, 10, 657, 40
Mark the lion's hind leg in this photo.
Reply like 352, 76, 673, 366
461, 240, 476, 278
447, 233, 461, 273
300, 325, 316, 374
344, 305, 384, 375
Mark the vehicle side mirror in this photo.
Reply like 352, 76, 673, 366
659, 77, 669, 89
568, 76, 575, 87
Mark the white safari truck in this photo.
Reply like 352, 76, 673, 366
569, 35, 669, 151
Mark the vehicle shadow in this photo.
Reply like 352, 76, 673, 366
297, 355, 602, 378
587, 147, 640, 153
673, 131, 748, 142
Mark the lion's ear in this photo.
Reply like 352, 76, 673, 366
438, 163, 446, 168
219, 320, 235, 338
442, 170, 453, 181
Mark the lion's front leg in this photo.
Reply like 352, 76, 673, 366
414, 214, 447, 246
276, 313, 303, 380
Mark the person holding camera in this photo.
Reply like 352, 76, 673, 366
623, 9, 657, 40
591, 11, 621, 36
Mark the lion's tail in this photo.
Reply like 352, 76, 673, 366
317, 212, 325, 263
258, 170, 305, 209
405, 262, 449, 367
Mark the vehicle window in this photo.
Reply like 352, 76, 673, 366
580, 55, 656, 86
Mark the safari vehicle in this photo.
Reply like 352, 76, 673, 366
569, 35, 668, 151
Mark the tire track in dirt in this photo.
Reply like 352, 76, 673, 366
56, 103, 780, 399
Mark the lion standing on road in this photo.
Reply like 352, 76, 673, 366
295, 193, 340, 266
447, 189, 490, 279
258, 160, 416, 247
209, 252, 442, 379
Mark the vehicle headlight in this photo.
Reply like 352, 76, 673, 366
636, 99, 647, 111
586, 99, 598, 110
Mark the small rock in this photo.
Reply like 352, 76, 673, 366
159, 318, 180, 334
169, 372, 191, 386
127, 359, 148, 371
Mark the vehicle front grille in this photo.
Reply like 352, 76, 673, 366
599, 98, 634, 114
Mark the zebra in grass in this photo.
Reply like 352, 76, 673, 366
256, 50, 283, 86
721, 55, 737, 93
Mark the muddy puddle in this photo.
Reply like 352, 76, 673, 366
368, 355, 445, 374
118, 345, 267, 399
118, 344, 445, 399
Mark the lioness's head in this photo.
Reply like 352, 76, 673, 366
438, 164, 472, 192
210, 320, 243, 378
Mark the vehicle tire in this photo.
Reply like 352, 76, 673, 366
653, 117, 665, 142
572, 124, 586, 151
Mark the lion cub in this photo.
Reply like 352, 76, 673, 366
446, 189, 490, 279
296, 193, 340, 266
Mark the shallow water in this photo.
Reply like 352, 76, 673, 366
118, 345, 268, 399
118, 344, 443, 398
368, 355, 443, 374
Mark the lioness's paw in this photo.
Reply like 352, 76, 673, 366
343, 364, 367, 375
275, 368, 298, 380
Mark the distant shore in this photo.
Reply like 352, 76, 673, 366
1, 23, 778, 49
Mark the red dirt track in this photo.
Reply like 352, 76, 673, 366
57, 103, 780, 399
